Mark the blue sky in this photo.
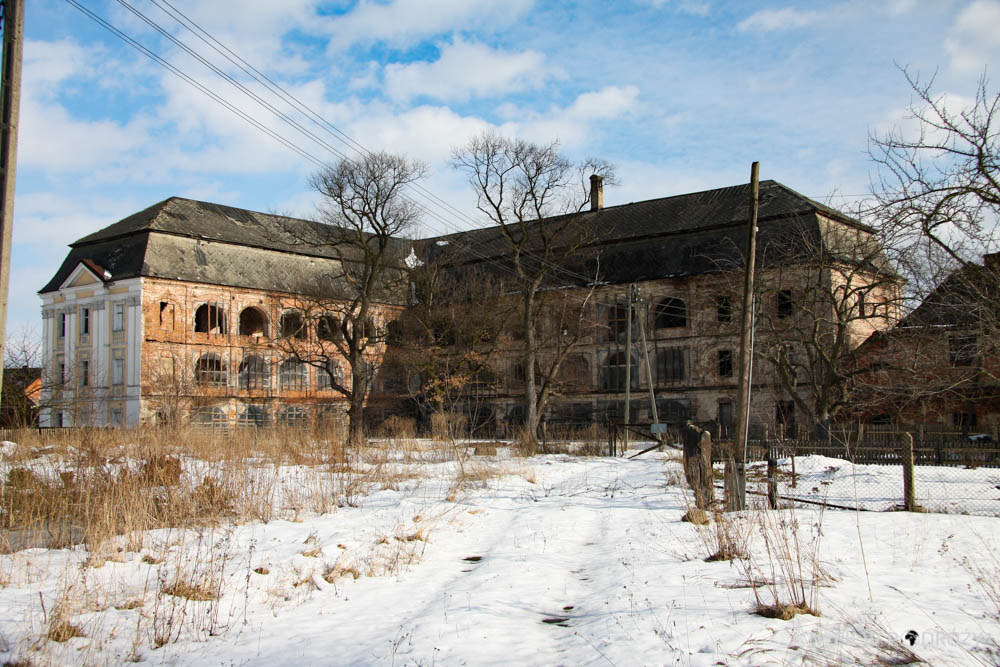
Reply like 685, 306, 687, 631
10, 0, 1000, 340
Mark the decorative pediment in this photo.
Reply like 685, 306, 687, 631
59, 260, 112, 290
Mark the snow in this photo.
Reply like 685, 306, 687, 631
1, 447, 998, 665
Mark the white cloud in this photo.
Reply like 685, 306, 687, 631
384, 38, 547, 102
945, 0, 1000, 74
322, 0, 533, 50
737, 7, 826, 32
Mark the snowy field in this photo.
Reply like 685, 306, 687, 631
1, 443, 999, 665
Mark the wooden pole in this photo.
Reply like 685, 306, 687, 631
900, 431, 916, 511
728, 162, 759, 512
0, 0, 25, 405
767, 445, 778, 509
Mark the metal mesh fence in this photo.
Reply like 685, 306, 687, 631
737, 437, 1000, 517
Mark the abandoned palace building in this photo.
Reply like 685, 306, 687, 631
38, 180, 900, 434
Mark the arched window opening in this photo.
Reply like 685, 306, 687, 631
194, 303, 227, 334
194, 353, 226, 386
280, 311, 306, 339
238, 404, 269, 427
317, 314, 342, 342
238, 355, 270, 390
655, 297, 687, 328
192, 405, 227, 428
239, 307, 269, 337
280, 358, 309, 391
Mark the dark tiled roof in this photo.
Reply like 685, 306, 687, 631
417, 180, 886, 284
42, 181, 882, 296
41, 197, 410, 297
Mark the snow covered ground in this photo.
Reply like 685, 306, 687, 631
1, 445, 998, 665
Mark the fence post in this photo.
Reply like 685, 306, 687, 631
767, 445, 778, 509
900, 432, 916, 512
790, 443, 797, 488
609, 420, 616, 457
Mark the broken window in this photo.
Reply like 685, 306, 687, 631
316, 360, 343, 390
656, 347, 686, 382
159, 302, 175, 330
716, 295, 732, 323
280, 311, 306, 339
238, 404, 270, 427
192, 405, 227, 429
278, 405, 309, 426
607, 302, 628, 342
655, 297, 687, 328
718, 349, 734, 377
194, 303, 227, 334
317, 314, 342, 342
777, 290, 794, 318
239, 307, 269, 337
195, 353, 227, 386
775, 400, 796, 439
280, 358, 309, 391
238, 355, 270, 389
599, 350, 638, 391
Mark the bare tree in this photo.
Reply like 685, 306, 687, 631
451, 132, 615, 441
379, 259, 512, 436
753, 220, 904, 440
278, 152, 426, 444
869, 67, 1000, 300
1, 325, 40, 427
866, 68, 1000, 427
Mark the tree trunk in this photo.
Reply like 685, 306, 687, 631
523, 290, 539, 443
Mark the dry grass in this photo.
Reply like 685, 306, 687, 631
740, 504, 828, 620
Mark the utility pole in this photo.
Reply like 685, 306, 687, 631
0, 0, 23, 405
623, 284, 634, 453
728, 161, 760, 512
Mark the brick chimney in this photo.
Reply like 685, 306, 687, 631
590, 174, 604, 212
